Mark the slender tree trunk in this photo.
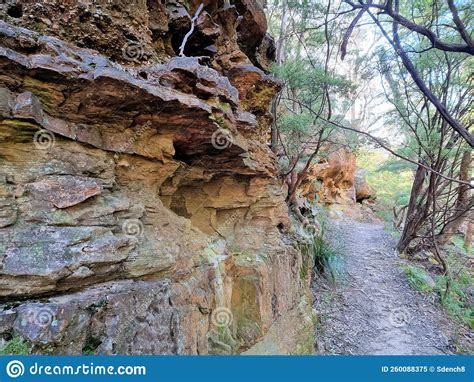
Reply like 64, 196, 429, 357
271, 0, 288, 153
464, 221, 473, 249
397, 165, 427, 252
275, 0, 288, 65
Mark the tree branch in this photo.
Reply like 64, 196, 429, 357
341, 0, 474, 54
285, 96, 473, 187
366, 9, 474, 147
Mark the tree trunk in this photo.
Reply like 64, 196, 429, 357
271, 0, 288, 153
464, 221, 473, 249
275, 0, 288, 65
397, 165, 427, 252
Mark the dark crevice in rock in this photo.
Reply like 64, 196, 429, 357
82, 335, 102, 355
6, 4, 22, 19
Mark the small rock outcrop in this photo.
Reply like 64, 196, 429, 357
300, 148, 357, 205
0, 1, 314, 355
354, 169, 376, 203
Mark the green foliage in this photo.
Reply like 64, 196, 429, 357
357, 150, 413, 211
0, 335, 30, 355
402, 265, 434, 293
272, 60, 353, 101
402, 242, 473, 328
376, 159, 416, 174
272, 55, 355, 168
267, 0, 359, 174
451, 235, 473, 256
435, 249, 473, 327
277, 112, 313, 133
436, 275, 474, 328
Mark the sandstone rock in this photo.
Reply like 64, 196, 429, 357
301, 148, 357, 205
2, 280, 182, 354
0, 225, 135, 295
235, 0, 268, 66
13, 92, 44, 124
0, 198, 17, 228
0, 0, 159, 63
0, 87, 13, 117
0, 1, 314, 355
228, 65, 282, 114
254, 33, 277, 72
0, 0, 274, 70
0, 22, 278, 175
0, 309, 16, 333
355, 169, 376, 202
26, 175, 102, 209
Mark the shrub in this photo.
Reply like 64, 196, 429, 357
312, 233, 342, 283
403, 265, 435, 293
0, 335, 30, 355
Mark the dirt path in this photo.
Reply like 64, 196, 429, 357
312, 216, 465, 355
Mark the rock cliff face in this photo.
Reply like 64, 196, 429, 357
0, 1, 314, 354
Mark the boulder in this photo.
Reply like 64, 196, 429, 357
301, 148, 357, 205
355, 169, 376, 202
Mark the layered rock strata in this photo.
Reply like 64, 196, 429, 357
0, 0, 314, 355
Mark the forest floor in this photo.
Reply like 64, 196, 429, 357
312, 211, 472, 355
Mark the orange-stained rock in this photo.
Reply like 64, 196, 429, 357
301, 148, 357, 205
0, 1, 313, 356
355, 169, 376, 202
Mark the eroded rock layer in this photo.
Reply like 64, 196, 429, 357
0, 1, 313, 354
300, 148, 357, 205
